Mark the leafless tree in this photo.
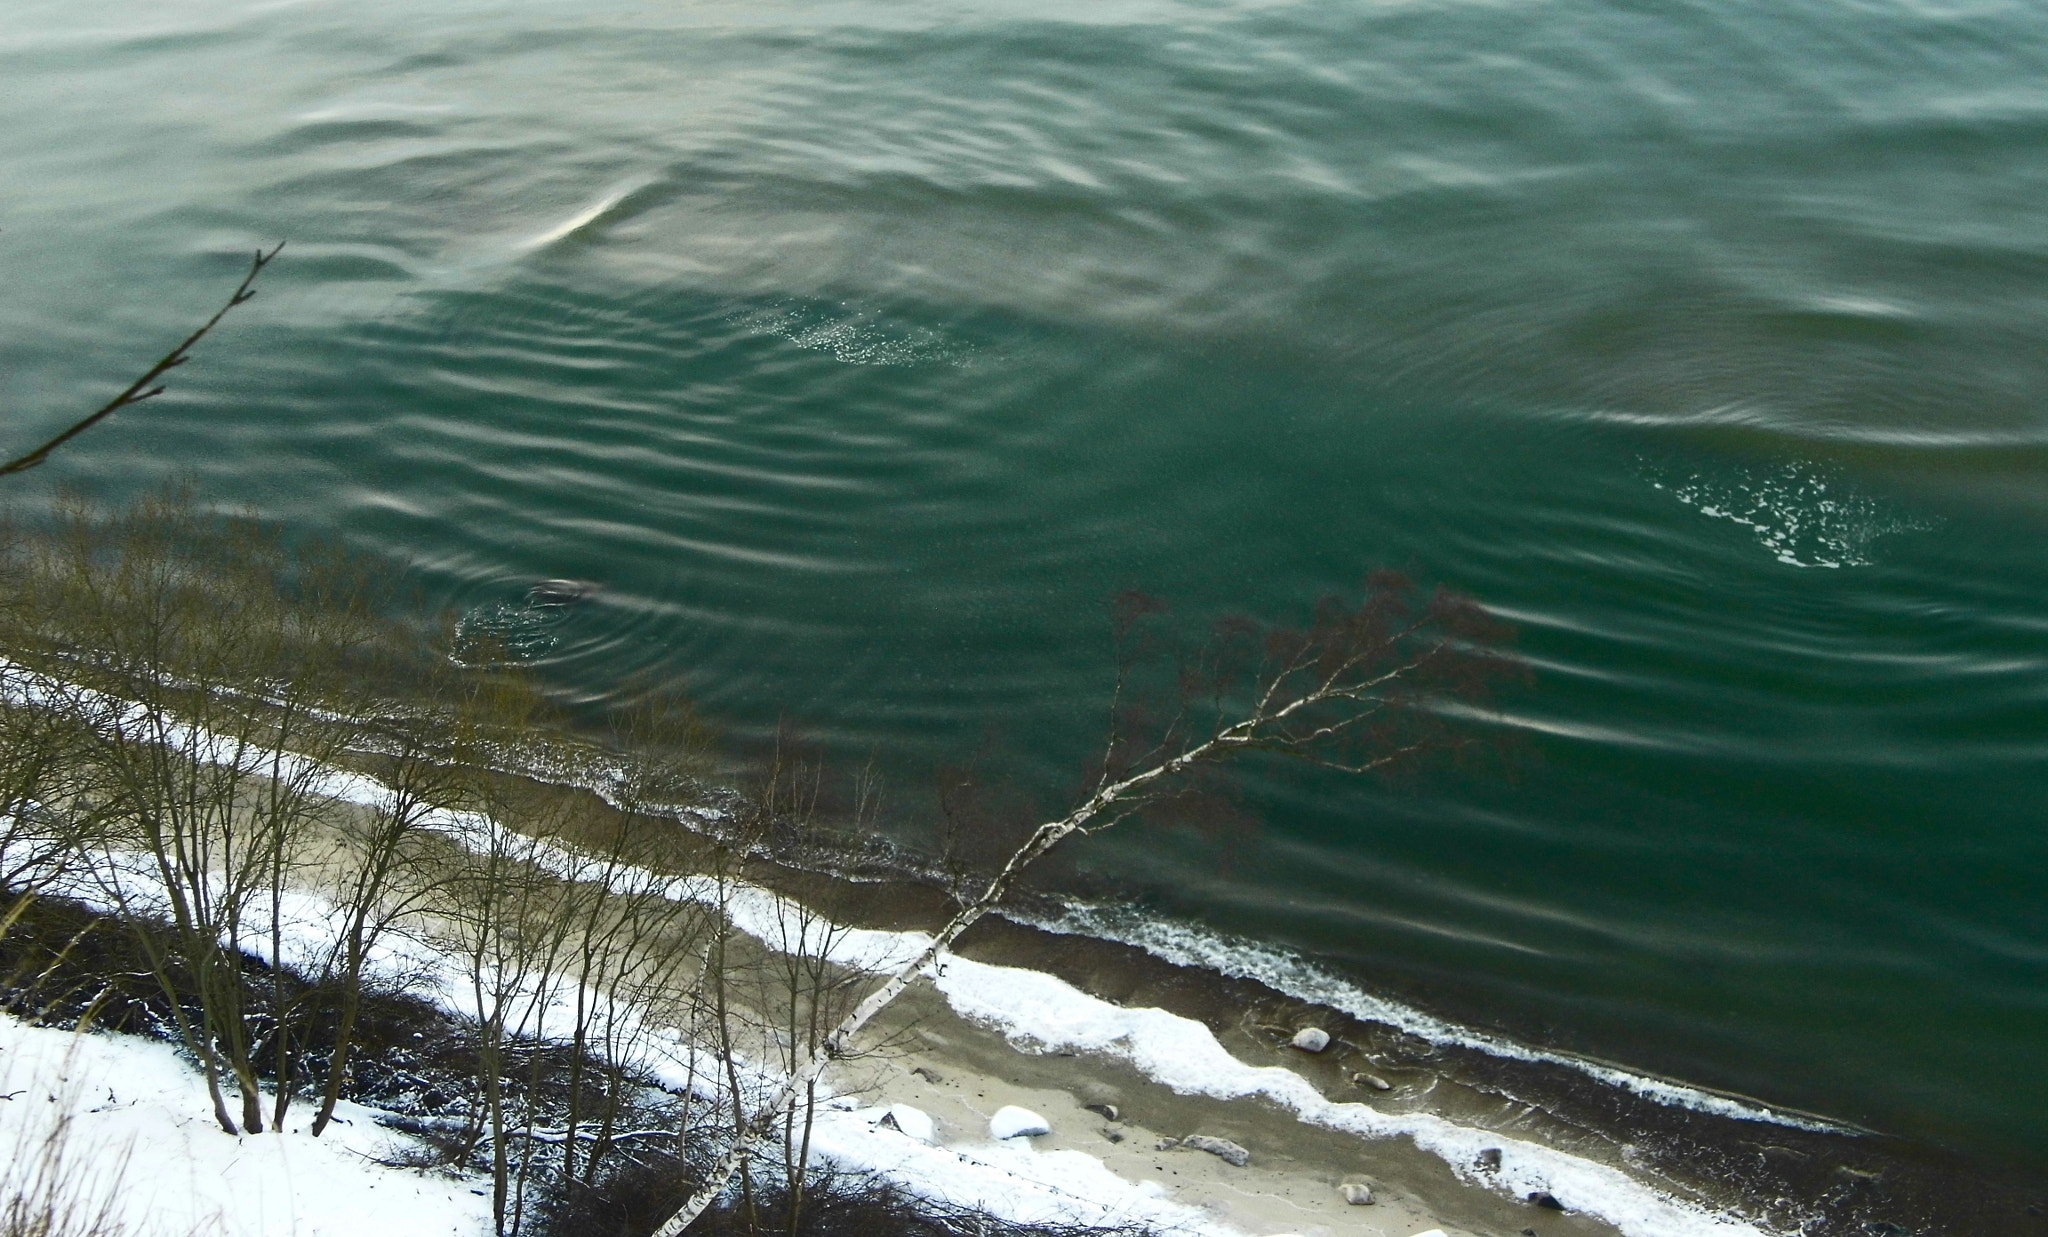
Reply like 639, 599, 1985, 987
0, 662, 96, 912
303, 680, 480, 1136
696, 739, 880, 1237
649, 573, 1519, 1237
0, 491, 389, 1135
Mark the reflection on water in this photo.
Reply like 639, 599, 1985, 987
2, 0, 2047, 1178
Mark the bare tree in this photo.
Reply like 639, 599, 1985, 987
0, 661, 96, 910
649, 573, 1518, 1237
0, 490, 383, 1135
303, 684, 478, 1136
757, 803, 872, 1237
455, 693, 725, 1234
690, 738, 882, 1237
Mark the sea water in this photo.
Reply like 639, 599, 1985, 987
2, 0, 2045, 1184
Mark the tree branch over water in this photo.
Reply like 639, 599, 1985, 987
651, 573, 1522, 1237
0, 243, 282, 478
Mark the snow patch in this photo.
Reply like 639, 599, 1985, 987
0, 1013, 491, 1237
1021, 901, 1845, 1133
926, 956, 1771, 1237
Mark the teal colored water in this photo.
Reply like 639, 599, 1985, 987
4, 0, 2046, 1175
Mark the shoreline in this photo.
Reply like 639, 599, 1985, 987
704, 813, 2047, 1237
3, 656, 2037, 1237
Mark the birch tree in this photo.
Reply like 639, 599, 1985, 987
649, 573, 1518, 1236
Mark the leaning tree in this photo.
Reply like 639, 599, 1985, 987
650, 572, 1520, 1237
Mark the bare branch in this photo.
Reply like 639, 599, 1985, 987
0, 244, 283, 478
647, 574, 1521, 1237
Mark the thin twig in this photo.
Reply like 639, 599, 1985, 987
0, 243, 283, 477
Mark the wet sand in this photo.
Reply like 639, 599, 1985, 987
832, 972, 1619, 1237
748, 842, 2048, 1237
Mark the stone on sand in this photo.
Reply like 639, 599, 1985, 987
876, 1104, 936, 1143
989, 1106, 1050, 1139
1181, 1134, 1251, 1167
1290, 1027, 1331, 1052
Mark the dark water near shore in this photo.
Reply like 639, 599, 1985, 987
4, 0, 2047, 1182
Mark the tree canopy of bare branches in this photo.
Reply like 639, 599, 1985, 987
649, 572, 1520, 1237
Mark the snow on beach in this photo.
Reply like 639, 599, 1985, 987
4, 847, 1234, 1237
0, 1002, 1234, 1237
0, 660, 1771, 1237
1018, 903, 1846, 1134
4, 847, 1768, 1237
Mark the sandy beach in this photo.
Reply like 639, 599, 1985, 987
829, 970, 1619, 1237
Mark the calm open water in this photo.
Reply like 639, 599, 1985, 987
3, 0, 2045, 1177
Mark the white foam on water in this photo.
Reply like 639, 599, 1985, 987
1643, 457, 1936, 568
731, 300, 968, 367
1016, 902, 1850, 1134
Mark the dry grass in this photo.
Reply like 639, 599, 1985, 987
0, 1054, 135, 1237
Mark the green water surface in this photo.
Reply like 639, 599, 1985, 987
3, 0, 2045, 1173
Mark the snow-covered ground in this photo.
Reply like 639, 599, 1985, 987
0, 1012, 492, 1237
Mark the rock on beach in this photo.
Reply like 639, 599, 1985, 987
989, 1106, 1051, 1139
1290, 1027, 1331, 1052
1181, 1134, 1252, 1167
876, 1104, 936, 1144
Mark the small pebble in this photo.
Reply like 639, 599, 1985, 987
1156, 1138, 1180, 1151
1527, 1191, 1565, 1211
911, 1066, 945, 1084
1084, 1103, 1120, 1122
1290, 1027, 1331, 1053
1476, 1147, 1503, 1172
1351, 1071, 1393, 1091
1104, 1130, 1124, 1144
1182, 1134, 1252, 1167
1339, 1182, 1375, 1205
